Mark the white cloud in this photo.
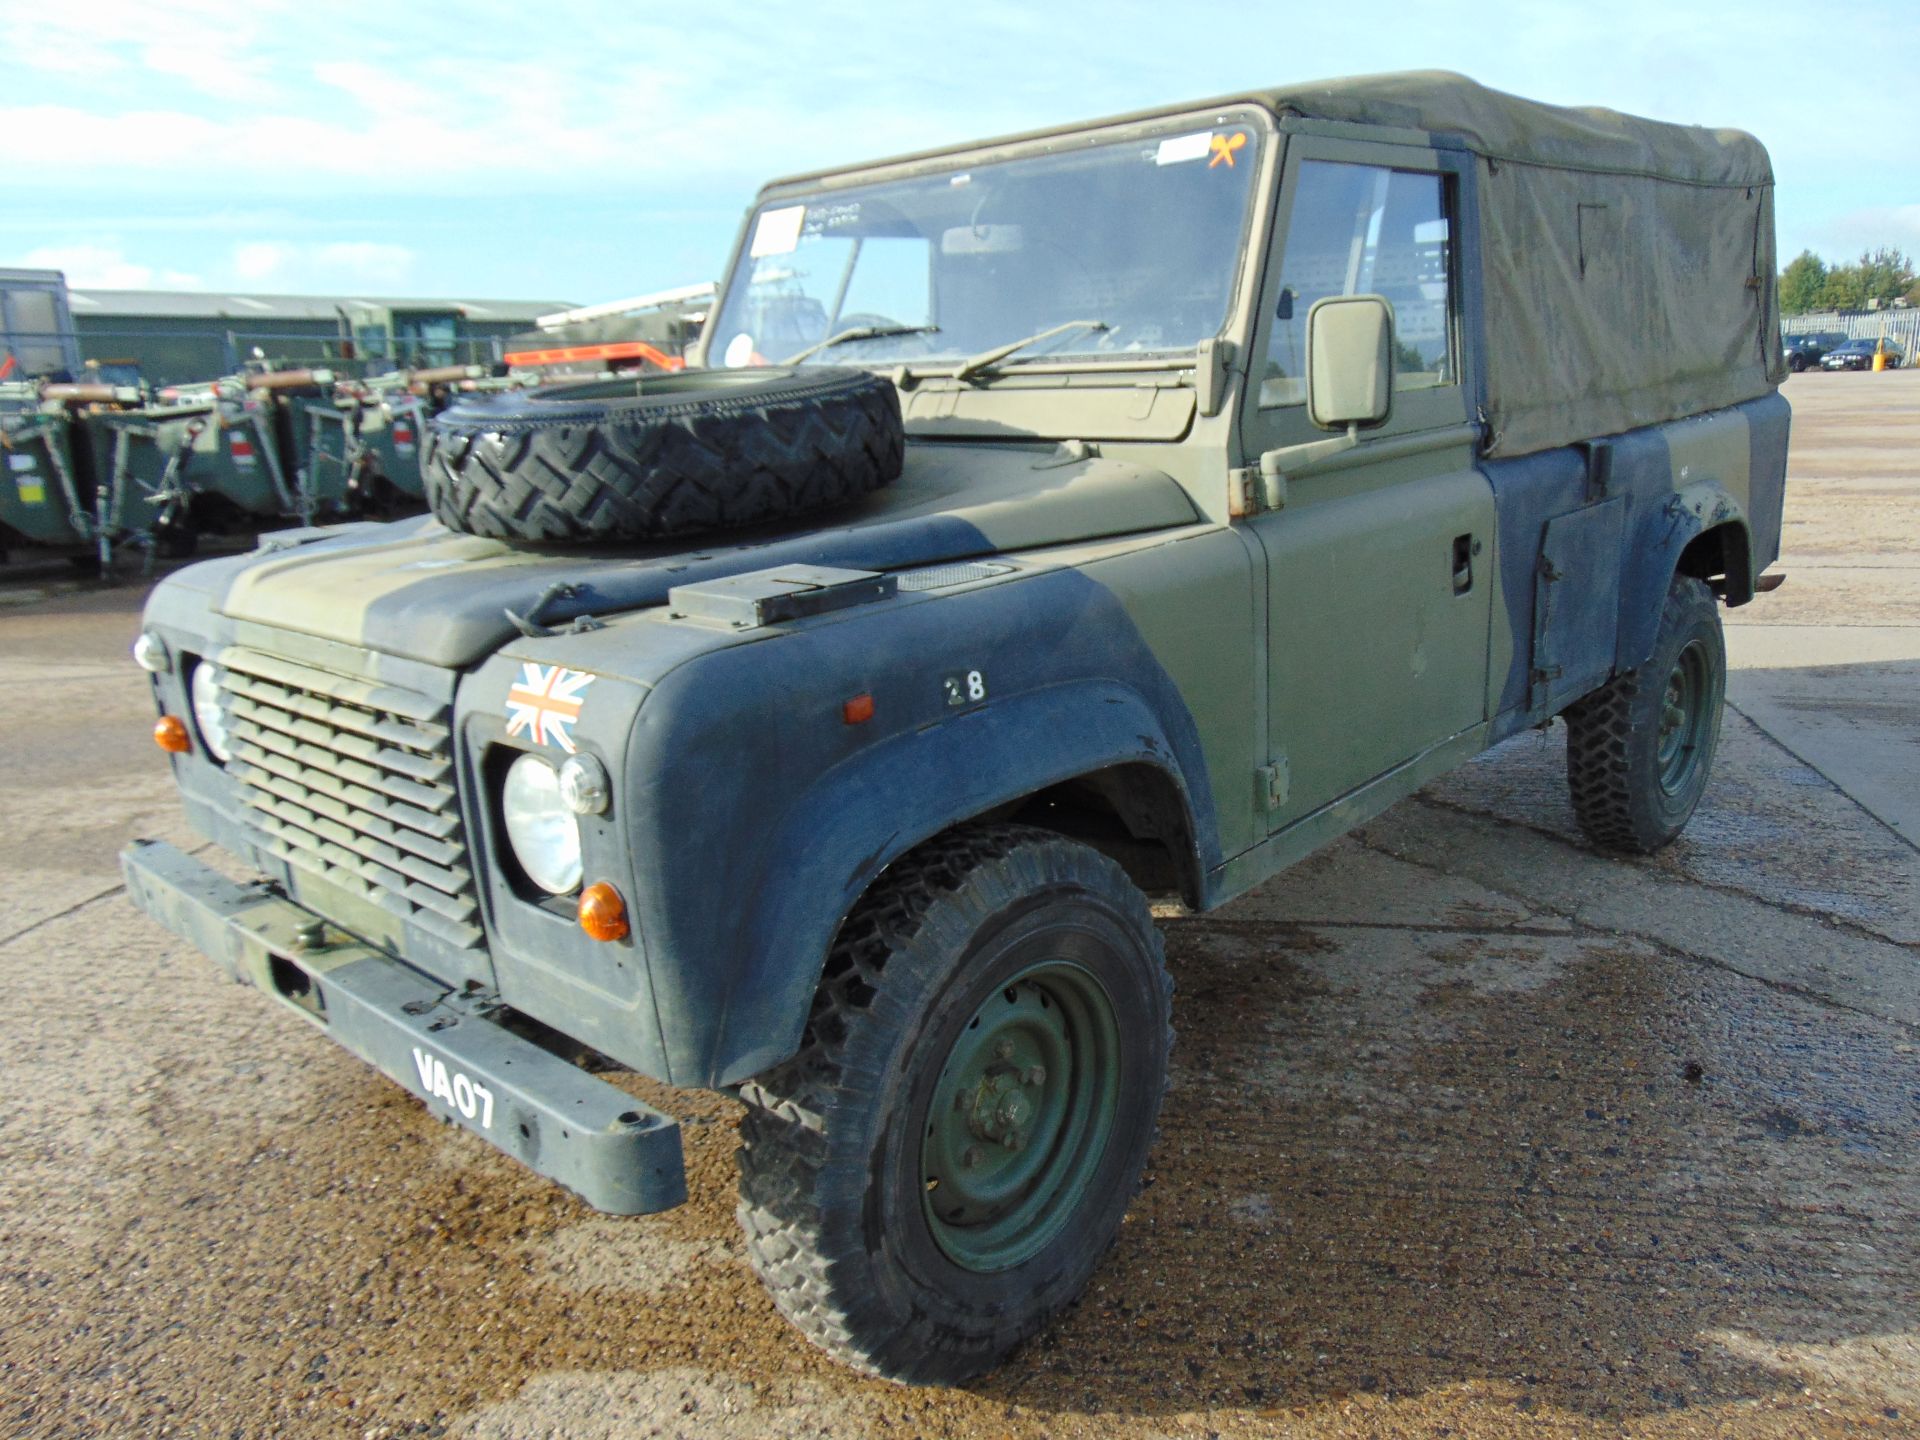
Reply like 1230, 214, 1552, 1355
4, 1, 1917, 301
140, 42, 278, 104
9, 243, 203, 290
1812, 206, 1920, 262
230, 239, 416, 290
315, 242, 415, 287
232, 241, 295, 283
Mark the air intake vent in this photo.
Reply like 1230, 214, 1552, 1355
897, 562, 1016, 592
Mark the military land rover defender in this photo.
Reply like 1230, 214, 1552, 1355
124, 72, 1788, 1382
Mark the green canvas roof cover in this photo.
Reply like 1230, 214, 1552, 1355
1257, 71, 1783, 456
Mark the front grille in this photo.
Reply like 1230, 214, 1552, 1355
217, 647, 483, 951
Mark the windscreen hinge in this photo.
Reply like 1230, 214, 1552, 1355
1193, 338, 1235, 417
1228, 466, 1262, 518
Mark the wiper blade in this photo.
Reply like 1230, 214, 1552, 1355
952, 319, 1108, 382
780, 323, 941, 365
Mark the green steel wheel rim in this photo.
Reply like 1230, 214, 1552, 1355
1656, 638, 1712, 797
920, 959, 1122, 1273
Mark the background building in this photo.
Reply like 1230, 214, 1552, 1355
64, 288, 574, 386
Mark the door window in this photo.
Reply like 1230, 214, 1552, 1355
1260, 162, 1454, 408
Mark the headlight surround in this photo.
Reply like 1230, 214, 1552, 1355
189, 660, 233, 762
502, 752, 583, 894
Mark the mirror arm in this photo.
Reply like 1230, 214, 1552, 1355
1254, 420, 1484, 512
1256, 424, 1358, 509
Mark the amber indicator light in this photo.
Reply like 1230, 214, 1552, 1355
578, 882, 630, 942
153, 715, 191, 754
841, 693, 875, 725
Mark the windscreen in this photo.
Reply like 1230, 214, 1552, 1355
707, 119, 1265, 371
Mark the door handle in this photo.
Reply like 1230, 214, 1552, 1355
1452, 533, 1474, 594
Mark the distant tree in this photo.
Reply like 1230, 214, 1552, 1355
1854, 246, 1917, 308
1784, 246, 1917, 313
1816, 266, 1866, 312
1778, 250, 1827, 314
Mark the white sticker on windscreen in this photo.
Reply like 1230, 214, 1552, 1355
750, 205, 806, 257
1154, 131, 1214, 166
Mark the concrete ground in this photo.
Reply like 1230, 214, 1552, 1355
2, 370, 1917, 1440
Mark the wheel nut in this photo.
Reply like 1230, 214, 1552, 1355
1002, 1131, 1023, 1152
994, 1038, 1015, 1062
1022, 1065, 1046, 1086
962, 1145, 984, 1168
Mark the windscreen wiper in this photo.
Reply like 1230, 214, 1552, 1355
952, 319, 1109, 382
781, 324, 941, 365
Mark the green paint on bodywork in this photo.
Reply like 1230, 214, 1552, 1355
1663, 408, 1753, 521
129, 72, 1791, 1128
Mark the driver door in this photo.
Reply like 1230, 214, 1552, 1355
1241, 137, 1493, 831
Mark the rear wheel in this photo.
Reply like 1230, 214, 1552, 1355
735, 824, 1172, 1383
1564, 574, 1725, 853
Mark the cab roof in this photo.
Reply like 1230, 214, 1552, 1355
764, 69, 1771, 194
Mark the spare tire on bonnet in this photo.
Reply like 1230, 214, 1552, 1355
422, 367, 904, 544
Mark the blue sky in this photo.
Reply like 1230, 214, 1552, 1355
1, 1, 1913, 307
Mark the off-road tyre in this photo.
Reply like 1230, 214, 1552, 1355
1564, 573, 1725, 854
735, 823, 1173, 1384
422, 367, 903, 544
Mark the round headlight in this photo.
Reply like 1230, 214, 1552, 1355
190, 661, 233, 762
503, 753, 583, 894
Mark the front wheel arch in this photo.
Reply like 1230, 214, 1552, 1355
706, 681, 1212, 1087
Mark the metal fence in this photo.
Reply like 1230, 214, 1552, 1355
1781, 308, 1920, 354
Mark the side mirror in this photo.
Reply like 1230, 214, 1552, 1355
1306, 294, 1394, 431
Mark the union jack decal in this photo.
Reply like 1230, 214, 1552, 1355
504, 663, 596, 753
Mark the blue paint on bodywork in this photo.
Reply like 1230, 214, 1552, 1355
1480, 444, 1589, 725
1482, 391, 1788, 744
594, 566, 1216, 1086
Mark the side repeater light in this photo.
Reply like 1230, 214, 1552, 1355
154, 715, 191, 753
579, 882, 630, 942
842, 692, 875, 725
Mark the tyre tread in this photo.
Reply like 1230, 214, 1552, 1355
734, 823, 1172, 1384
1564, 574, 1721, 854
422, 369, 903, 544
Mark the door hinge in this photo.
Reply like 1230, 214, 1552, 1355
1257, 756, 1291, 810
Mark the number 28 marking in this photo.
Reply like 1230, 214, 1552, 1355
943, 669, 988, 707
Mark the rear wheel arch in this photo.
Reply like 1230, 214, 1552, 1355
1676, 517, 1754, 606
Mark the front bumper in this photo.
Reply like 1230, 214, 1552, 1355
122, 838, 686, 1216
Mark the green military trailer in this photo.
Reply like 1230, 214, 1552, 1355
1, 385, 91, 554
125, 72, 1787, 1383
2, 381, 165, 565
297, 367, 485, 515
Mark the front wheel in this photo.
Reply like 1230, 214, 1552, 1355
735, 824, 1172, 1384
1564, 574, 1725, 853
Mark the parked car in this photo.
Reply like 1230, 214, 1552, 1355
1782, 331, 1846, 371
1822, 337, 1905, 371
123, 72, 1790, 1384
